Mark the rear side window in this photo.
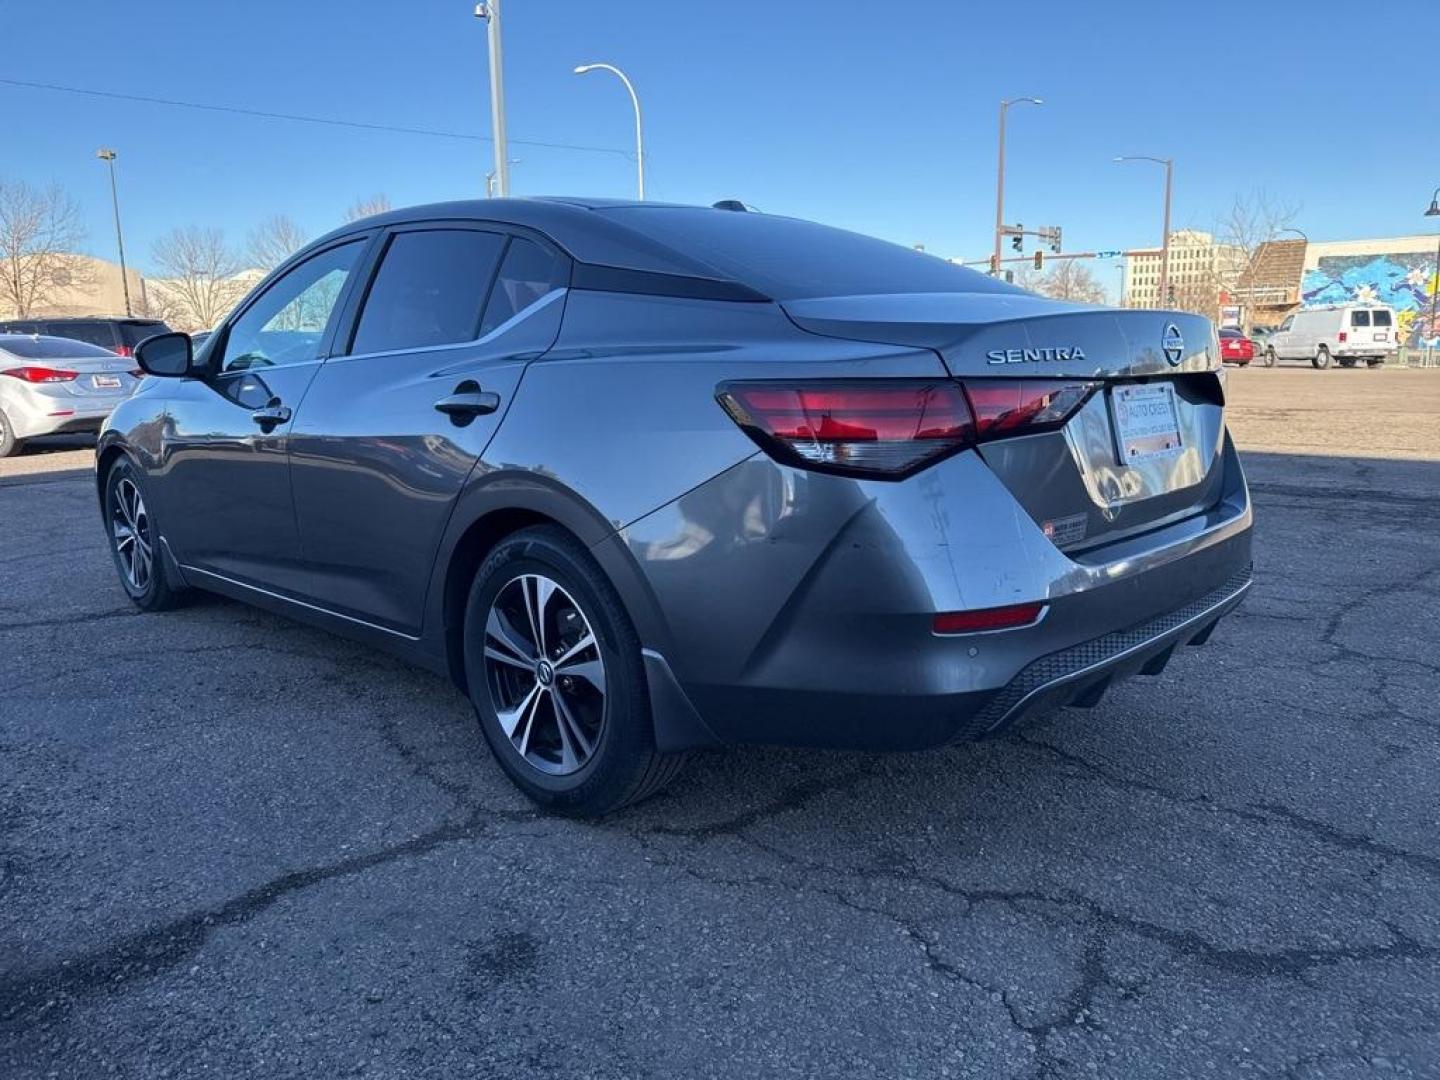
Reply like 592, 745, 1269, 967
478, 237, 567, 336
350, 229, 506, 355
119, 321, 169, 346
1373, 310, 1392, 327
43, 320, 115, 349
599, 206, 1018, 300
1350, 310, 1370, 327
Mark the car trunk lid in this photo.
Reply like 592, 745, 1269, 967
782, 291, 1227, 551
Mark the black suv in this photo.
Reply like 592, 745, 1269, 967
0, 316, 171, 357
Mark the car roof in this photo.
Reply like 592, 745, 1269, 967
304, 197, 752, 283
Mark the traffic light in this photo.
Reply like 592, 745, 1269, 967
1033, 250, 1044, 271
1049, 227, 1062, 254
1011, 226, 1023, 253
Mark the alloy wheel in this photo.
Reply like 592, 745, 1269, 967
111, 477, 153, 592
483, 573, 606, 776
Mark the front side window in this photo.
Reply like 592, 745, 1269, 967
220, 241, 363, 372
1350, 310, 1370, 327
478, 237, 568, 336
349, 229, 505, 355
1279, 316, 1294, 331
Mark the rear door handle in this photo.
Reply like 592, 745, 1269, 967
434, 388, 501, 420
251, 400, 292, 427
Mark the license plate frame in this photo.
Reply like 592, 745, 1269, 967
1111, 382, 1183, 464
91, 374, 122, 390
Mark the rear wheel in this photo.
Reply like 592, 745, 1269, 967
0, 409, 21, 458
105, 457, 188, 611
1263, 348, 1276, 368
1366, 358, 1385, 368
462, 525, 685, 816
1313, 345, 1332, 369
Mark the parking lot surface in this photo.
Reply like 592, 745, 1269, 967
2, 369, 1438, 1078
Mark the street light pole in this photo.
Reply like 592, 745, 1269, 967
95, 149, 131, 317
1115, 155, 1174, 308
993, 97, 1042, 275
474, 2, 510, 197
574, 63, 644, 200
1424, 187, 1439, 366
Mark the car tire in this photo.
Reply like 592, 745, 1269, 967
1263, 348, 1276, 368
104, 456, 188, 611
462, 525, 686, 816
0, 408, 22, 458
1314, 346, 1332, 370
1366, 358, 1385, 368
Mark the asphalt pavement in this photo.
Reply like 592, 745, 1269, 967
2, 369, 1438, 1078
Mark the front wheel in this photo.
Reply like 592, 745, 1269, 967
104, 457, 188, 611
462, 525, 686, 816
1263, 348, 1276, 368
1314, 346, 1332, 370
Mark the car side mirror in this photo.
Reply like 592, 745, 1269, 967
134, 332, 193, 377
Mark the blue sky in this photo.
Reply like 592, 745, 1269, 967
6, 0, 1438, 299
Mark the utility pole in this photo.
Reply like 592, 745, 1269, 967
96, 149, 132, 316
1115, 155, 1174, 308
993, 97, 1042, 276
475, 2, 510, 197
574, 63, 645, 200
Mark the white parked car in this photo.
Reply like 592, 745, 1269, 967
1265, 304, 1398, 369
0, 334, 144, 456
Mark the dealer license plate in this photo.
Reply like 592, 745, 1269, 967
1111, 383, 1182, 463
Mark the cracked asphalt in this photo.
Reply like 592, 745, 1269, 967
2, 369, 1439, 1078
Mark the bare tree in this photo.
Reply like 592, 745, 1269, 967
1218, 190, 1301, 270
0, 179, 94, 318
344, 194, 391, 223
1034, 260, 1108, 304
247, 214, 308, 272
149, 227, 248, 330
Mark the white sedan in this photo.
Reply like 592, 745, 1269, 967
0, 334, 144, 457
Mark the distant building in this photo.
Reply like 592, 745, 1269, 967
1122, 230, 1245, 315
0, 255, 149, 321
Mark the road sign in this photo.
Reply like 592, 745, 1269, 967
1095, 250, 1123, 259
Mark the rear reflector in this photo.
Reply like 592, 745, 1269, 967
1, 365, 79, 383
933, 601, 1046, 635
717, 381, 974, 477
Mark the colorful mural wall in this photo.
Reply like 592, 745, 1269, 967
1302, 251, 1440, 347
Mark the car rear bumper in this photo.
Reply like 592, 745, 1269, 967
622, 434, 1254, 752
7, 403, 115, 438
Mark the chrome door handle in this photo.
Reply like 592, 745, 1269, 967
251, 400, 291, 427
434, 388, 501, 420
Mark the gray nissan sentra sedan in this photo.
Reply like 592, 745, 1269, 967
97, 198, 1252, 815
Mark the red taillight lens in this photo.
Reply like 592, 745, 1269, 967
717, 381, 974, 477
114, 344, 133, 357
1337, 331, 1347, 343
962, 379, 1097, 440
1, 365, 79, 383
934, 601, 1046, 635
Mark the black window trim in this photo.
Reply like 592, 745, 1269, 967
569, 261, 769, 303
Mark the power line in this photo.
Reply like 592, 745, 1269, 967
0, 77, 632, 159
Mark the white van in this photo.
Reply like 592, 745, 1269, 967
1265, 304, 1399, 369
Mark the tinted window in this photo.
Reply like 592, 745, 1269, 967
1373, 310, 1392, 326
1219, 328, 1242, 338
599, 206, 1017, 300
1350, 310, 1370, 327
478, 237, 567, 336
350, 229, 505, 355
221, 241, 363, 372
0, 335, 118, 359
119, 321, 170, 346
44, 320, 115, 349
0, 322, 39, 335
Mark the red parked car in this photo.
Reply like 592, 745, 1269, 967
1218, 327, 1255, 366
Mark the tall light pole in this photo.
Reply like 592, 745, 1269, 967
1424, 187, 1439, 365
474, 2, 510, 197
95, 149, 131, 316
993, 97, 1042, 275
574, 63, 644, 200
1115, 155, 1174, 308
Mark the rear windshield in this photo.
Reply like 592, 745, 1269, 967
1350, 310, 1370, 327
598, 206, 1016, 300
1219, 328, 1243, 338
42, 320, 115, 348
119, 321, 170, 346
0, 335, 119, 359
1372, 310, 1392, 326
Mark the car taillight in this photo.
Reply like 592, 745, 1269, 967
717, 381, 973, 477
962, 380, 1097, 440
114, 344, 133, 357
717, 378, 1097, 479
1, 365, 79, 383
934, 601, 1046, 635
1338, 331, 1347, 343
